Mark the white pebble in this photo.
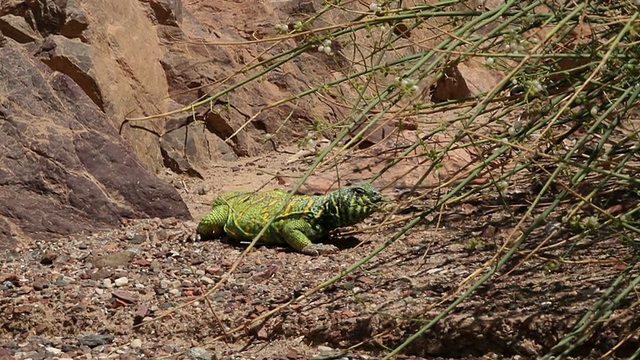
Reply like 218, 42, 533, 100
45, 347, 62, 355
318, 345, 334, 352
114, 277, 129, 287
426, 267, 445, 274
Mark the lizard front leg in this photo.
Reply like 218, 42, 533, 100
282, 220, 338, 255
197, 205, 230, 239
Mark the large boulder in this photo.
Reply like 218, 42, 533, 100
0, 40, 190, 249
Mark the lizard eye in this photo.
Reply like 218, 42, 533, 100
353, 187, 366, 196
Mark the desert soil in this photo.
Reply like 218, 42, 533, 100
1, 145, 639, 360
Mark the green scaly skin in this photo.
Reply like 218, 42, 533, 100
196, 182, 383, 255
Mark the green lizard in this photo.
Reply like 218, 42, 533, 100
196, 182, 383, 255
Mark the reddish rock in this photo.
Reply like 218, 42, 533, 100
348, 117, 398, 149
430, 64, 472, 103
112, 290, 139, 304
11, 304, 32, 314
0, 273, 19, 286
133, 303, 149, 325
205, 266, 222, 275
90, 251, 135, 268
32, 279, 50, 291
40, 250, 58, 265
0, 347, 16, 358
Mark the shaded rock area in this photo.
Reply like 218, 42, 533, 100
0, 40, 190, 248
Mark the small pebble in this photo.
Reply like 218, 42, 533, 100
159, 302, 177, 309
186, 347, 212, 360
130, 338, 142, 349
154, 286, 166, 295
200, 276, 214, 285
45, 347, 62, 355
205, 266, 222, 274
195, 184, 209, 195
129, 234, 147, 244
167, 250, 180, 257
40, 250, 58, 265
54, 276, 70, 286
32, 280, 49, 291
103, 278, 112, 288
114, 277, 129, 287
60, 344, 78, 352
426, 268, 445, 275
77, 334, 114, 348
169, 288, 181, 296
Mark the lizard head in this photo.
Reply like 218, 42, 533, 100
326, 182, 383, 227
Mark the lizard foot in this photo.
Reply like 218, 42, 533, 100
301, 244, 339, 256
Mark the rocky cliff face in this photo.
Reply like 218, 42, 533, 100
0, 0, 196, 247
0, 36, 191, 247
